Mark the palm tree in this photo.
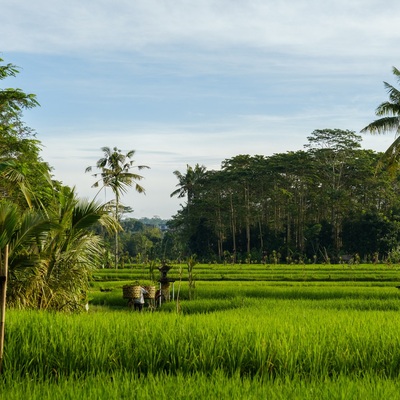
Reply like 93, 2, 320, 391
0, 158, 53, 210
361, 67, 400, 171
86, 147, 149, 268
0, 200, 53, 372
170, 164, 206, 208
6, 186, 120, 311
0, 201, 17, 373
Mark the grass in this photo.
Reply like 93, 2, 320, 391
3, 263, 400, 399
5, 297, 400, 377
4, 372, 400, 400
4, 371, 400, 400
89, 278, 400, 310
92, 262, 400, 283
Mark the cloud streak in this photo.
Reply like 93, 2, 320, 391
1, 0, 399, 218
3, 0, 400, 59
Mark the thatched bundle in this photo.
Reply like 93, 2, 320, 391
122, 285, 141, 299
144, 286, 156, 299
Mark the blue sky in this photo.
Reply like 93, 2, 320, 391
1, 0, 399, 219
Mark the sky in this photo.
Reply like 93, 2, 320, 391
1, 0, 400, 219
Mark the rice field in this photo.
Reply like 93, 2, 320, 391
93, 262, 400, 283
3, 263, 400, 399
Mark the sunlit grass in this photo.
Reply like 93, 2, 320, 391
93, 262, 400, 283
3, 264, 400, 398
89, 278, 400, 309
4, 371, 400, 400
5, 297, 400, 378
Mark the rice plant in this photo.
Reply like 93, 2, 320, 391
4, 296, 400, 379
3, 265, 400, 398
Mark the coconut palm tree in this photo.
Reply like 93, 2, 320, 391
361, 67, 400, 171
86, 147, 149, 268
0, 200, 53, 372
170, 164, 206, 207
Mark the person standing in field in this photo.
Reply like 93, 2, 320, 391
134, 286, 148, 311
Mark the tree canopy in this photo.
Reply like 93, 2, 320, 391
86, 147, 149, 268
167, 130, 400, 263
0, 56, 120, 312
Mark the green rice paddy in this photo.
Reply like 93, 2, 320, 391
3, 263, 400, 399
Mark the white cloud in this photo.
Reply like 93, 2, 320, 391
2, 0, 399, 218
2, 0, 400, 60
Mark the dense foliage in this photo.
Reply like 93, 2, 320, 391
0, 57, 119, 311
167, 130, 400, 263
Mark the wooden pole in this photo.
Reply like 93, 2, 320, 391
0, 244, 9, 374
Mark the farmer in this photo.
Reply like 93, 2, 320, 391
133, 286, 148, 311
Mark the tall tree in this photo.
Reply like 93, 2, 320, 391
0, 200, 53, 372
0, 57, 51, 209
170, 164, 207, 257
221, 155, 256, 258
305, 129, 362, 253
0, 57, 39, 122
361, 67, 400, 172
171, 164, 206, 209
86, 147, 149, 268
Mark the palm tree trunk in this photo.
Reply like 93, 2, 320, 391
115, 194, 119, 269
0, 244, 9, 374
245, 186, 251, 255
229, 193, 237, 263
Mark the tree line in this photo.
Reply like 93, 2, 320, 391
167, 131, 400, 263
166, 67, 400, 264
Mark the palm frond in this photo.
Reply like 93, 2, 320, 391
361, 116, 400, 135
0, 201, 19, 248
375, 101, 400, 117
361, 67, 400, 161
